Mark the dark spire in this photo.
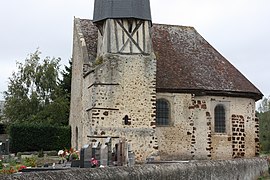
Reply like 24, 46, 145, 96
93, 0, 152, 23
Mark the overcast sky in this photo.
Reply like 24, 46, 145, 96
0, 0, 269, 102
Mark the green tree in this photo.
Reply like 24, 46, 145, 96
60, 59, 72, 100
4, 50, 70, 126
258, 97, 270, 153
258, 111, 270, 153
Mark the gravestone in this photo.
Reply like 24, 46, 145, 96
100, 144, 108, 166
80, 144, 92, 168
92, 141, 101, 165
105, 137, 112, 166
127, 143, 135, 166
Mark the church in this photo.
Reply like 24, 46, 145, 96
69, 0, 263, 162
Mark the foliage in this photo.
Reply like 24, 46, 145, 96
58, 147, 79, 161
258, 111, 270, 153
22, 157, 37, 167
0, 164, 26, 174
59, 59, 72, 101
3, 50, 71, 126
0, 167, 17, 174
9, 123, 71, 153
258, 97, 270, 153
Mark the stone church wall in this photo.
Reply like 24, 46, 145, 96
79, 53, 158, 162
156, 93, 258, 160
69, 20, 87, 150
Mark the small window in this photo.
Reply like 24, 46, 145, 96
75, 127, 79, 150
214, 104, 226, 133
156, 99, 170, 126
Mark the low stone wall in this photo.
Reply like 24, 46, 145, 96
1, 158, 268, 180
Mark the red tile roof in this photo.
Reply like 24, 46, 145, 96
77, 19, 263, 101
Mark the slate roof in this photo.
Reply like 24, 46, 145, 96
93, 0, 152, 23
152, 24, 263, 100
77, 19, 263, 101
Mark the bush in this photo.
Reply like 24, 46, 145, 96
22, 157, 37, 167
9, 123, 71, 153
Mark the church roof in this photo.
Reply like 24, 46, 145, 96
93, 0, 152, 23
152, 24, 262, 100
77, 19, 263, 101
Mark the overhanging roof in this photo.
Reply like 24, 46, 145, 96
93, 0, 152, 23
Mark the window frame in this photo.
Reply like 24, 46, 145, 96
156, 98, 170, 126
214, 104, 226, 133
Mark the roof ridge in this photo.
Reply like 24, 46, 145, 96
153, 23, 195, 29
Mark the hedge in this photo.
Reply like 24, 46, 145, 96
9, 123, 71, 153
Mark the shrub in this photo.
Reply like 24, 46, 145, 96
22, 157, 37, 167
9, 123, 71, 153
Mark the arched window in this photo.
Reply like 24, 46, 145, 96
156, 99, 170, 126
214, 104, 226, 133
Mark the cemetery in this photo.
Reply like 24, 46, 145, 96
0, 136, 136, 175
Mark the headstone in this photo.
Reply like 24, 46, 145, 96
80, 144, 92, 168
117, 138, 127, 166
100, 144, 108, 166
128, 152, 135, 166
92, 141, 101, 165
127, 143, 135, 166
105, 137, 112, 166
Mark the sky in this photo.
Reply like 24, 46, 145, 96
0, 0, 269, 102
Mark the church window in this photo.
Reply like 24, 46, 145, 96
75, 127, 79, 150
214, 104, 226, 133
156, 99, 170, 126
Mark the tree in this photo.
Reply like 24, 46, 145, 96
258, 111, 270, 153
59, 59, 72, 101
258, 97, 270, 113
257, 97, 270, 153
4, 50, 70, 126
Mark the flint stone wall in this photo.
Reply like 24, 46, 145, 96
156, 94, 259, 160
2, 158, 268, 180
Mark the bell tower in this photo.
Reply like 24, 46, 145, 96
93, 0, 152, 55
87, 0, 158, 162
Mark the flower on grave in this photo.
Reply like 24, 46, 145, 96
58, 148, 79, 161
18, 165, 27, 171
58, 150, 64, 156
90, 157, 99, 168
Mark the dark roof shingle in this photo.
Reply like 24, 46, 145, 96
152, 24, 262, 100
93, 0, 152, 22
